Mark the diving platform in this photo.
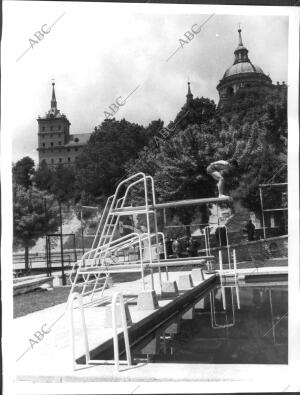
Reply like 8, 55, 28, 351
68, 172, 226, 304
77, 256, 215, 274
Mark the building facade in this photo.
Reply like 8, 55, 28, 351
217, 28, 277, 107
37, 83, 91, 166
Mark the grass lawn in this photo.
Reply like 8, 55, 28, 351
14, 286, 72, 318
13, 272, 138, 318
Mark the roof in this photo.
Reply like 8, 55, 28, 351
223, 62, 265, 78
65, 133, 92, 146
38, 109, 69, 120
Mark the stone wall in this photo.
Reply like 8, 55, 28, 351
207, 235, 288, 263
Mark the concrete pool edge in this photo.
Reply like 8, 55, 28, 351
16, 363, 292, 384
15, 268, 289, 384
78, 274, 219, 363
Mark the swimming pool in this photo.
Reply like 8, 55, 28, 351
130, 282, 288, 364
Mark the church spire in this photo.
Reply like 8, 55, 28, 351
233, 27, 250, 64
186, 81, 193, 105
238, 25, 243, 46
51, 81, 57, 110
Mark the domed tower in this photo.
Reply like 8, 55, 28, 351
217, 27, 272, 107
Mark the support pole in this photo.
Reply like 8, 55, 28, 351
259, 186, 267, 239
219, 250, 226, 310
80, 207, 85, 256
59, 201, 66, 285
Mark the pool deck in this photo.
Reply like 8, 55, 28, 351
14, 264, 291, 388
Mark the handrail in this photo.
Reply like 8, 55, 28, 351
112, 292, 132, 371
82, 232, 141, 261
88, 195, 114, 258
111, 172, 146, 213
210, 287, 235, 328
68, 292, 90, 371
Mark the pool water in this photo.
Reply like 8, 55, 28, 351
131, 283, 288, 364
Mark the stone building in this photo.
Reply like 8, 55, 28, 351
217, 28, 276, 107
37, 82, 91, 166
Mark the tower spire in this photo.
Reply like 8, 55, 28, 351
233, 26, 249, 64
238, 25, 243, 47
186, 80, 193, 105
51, 80, 57, 110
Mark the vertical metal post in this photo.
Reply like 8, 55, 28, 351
233, 249, 240, 309
68, 292, 90, 371
73, 234, 77, 263
219, 250, 226, 310
144, 176, 154, 290
59, 201, 66, 285
259, 186, 267, 239
112, 293, 132, 371
80, 207, 85, 256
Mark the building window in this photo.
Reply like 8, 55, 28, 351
59, 158, 62, 163
51, 159, 54, 164
42, 143, 45, 147
58, 125, 61, 130
58, 149, 61, 153
50, 126, 53, 131
75, 148, 78, 152
42, 127, 45, 131
68, 157, 71, 162
51, 142, 53, 146
42, 135, 45, 139
59, 141, 61, 145
51, 149, 53, 153
67, 148, 70, 152
74, 138, 79, 142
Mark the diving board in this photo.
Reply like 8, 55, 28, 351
111, 196, 232, 215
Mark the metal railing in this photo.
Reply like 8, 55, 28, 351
112, 292, 132, 370
68, 291, 132, 371
68, 292, 90, 371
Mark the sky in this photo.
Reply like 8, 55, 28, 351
2, 2, 289, 164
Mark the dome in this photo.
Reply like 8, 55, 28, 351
223, 62, 265, 78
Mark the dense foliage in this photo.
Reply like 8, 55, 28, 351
12, 156, 35, 189
14, 85, 287, 244
75, 118, 149, 199
13, 185, 60, 270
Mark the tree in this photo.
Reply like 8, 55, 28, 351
215, 87, 287, 212
13, 185, 60, 271
173, 97, 216, 131
75, 118, 148, 198
126, 124, 219, 236
33, 160, 54, 191
50, 164, 77, 203
12, 156, 35, 189
34, 162, 78, 204
124, 87, 287, 231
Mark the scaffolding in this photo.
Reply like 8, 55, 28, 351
259, 182, 288, 239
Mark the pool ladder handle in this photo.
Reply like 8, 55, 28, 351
68, 291, 132, 372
